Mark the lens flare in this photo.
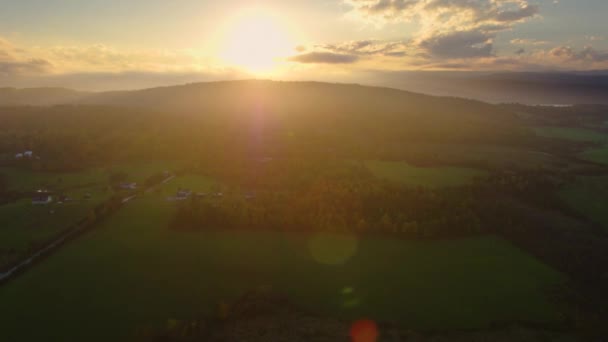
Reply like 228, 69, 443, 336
350, 319, 379, 342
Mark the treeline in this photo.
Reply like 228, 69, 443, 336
0, 88, 539, 173
170, 168, 564, 239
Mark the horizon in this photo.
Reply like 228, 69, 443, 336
2, 1, 608, 91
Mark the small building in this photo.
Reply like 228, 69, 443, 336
24, 151, 33, 158
119, 182, 138, 190
32, 192, 53, 205
15, 153, 24, 159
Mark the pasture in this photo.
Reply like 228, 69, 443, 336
581, 145, 608, 165
365, 160, 486, 187
0, 162, 178, 269
533, 126, 608, 143
0, 176, 565, 341
559, 176, 608, 231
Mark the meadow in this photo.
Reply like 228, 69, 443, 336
559, 176, 608, 231
581, 146, 608, 165
0, 176, 565, 341
533, 126, 608, 143
365, 160, 486, 187
0, 162, 177, 269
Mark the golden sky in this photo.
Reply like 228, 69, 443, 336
1, 0, 607, 89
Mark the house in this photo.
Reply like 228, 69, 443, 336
32, 191, 53, 205
119, 182, 137, 190
175, 189, 192, 200
24, 151, 33, 158
15, 153, 24, 159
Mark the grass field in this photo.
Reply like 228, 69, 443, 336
533, 126, 608, 143
0, 161, 179, 192
581, 145, 608, 165
0, 167, 106, 192
0, 162, 180, 268
560, 176, 608, 231
388, 143, 557, 170
0, 176, 565, 341
365, 160, 486, 187
106, 161, 180, 184
0, 188, 109, 269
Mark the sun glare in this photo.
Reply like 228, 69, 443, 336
218, 9, 297, 74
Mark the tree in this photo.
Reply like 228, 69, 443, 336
0, 173, 7, 194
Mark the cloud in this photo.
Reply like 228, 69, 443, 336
0, 37, 53, 77
418, 29, 494, 58
350, 0, 417, 19
495, 5, 539, 22
288, 52, 360, 64
348, 0, 540, 24
0, 36, 224, 77
510, 38, 549, 46
321, 39, 409, 57
346, 0, 541, 59
549, 46, 608, 63
0, 59, 52, 77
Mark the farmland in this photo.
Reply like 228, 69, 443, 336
0, 177, 565, 341
533, 126, 608, 143
559, 176, 608, 231
581, 146, 608, 165
0, 162, 177, 270
365, 160, 486, 187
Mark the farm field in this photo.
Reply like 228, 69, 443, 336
0, 161, 178, 192
533, 126, 608, 143
0, 162, 178, 270
386, 143, 558, 170
581, 146, 608, 165
365, 160, 486, 187
559, 176, 608, 231
0, 176, 565, 341
0, 166, 106, 192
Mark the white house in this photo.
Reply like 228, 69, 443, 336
24, 151, 33, 158
15, 153, 24, 159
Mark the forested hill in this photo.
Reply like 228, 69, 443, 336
0, 87, 88, 106
0, 81, 531, 155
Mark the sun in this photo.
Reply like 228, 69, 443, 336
218, 9, 297, 74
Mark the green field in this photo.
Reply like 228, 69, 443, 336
0, 161, 178, 192
560, 176, 608, 231
383, 143, 557, 170
365, 160, 486, 187
533, 126, 608, 143
106, 161, 180, 184
0, 167, 106, 192
0, 176, 564, 341
0, 187, 109, 269
581, 145, 608, 165
0, 162, 179, 269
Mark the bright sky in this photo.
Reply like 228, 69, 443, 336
1, 0, 607, 89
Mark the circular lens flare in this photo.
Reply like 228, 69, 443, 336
350, 319, 379, 342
